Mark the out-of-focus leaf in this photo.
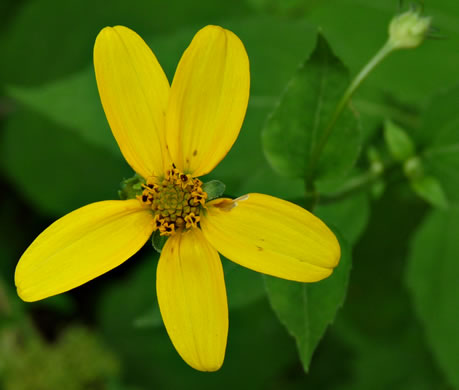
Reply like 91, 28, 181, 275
323, 188, 449, 390
384, 119, 415, 162
406, 208, 459, 389
262, 33, 361, 191
222, 257, 265, 309
307, 0, 459, 141
308, 0, 459, 102
133, 255, 265, 330
315, 191, 370, 245
2, 325, 120, 390
415, 87, 459, 205
1, 109, 131, 216
237, 163, 305, 200
99, 255, 299, 389
264, 229, 351, 371
8, 74, 118, 157
0, 0, 251, 86
7, 18, 317, 197
410, 175, 448, 209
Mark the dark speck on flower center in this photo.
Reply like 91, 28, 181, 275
139, 165, 207, 236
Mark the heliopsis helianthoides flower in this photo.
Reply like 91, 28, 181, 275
15, 25, 340, 371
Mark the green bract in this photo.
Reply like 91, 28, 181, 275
388, 9, 431, 50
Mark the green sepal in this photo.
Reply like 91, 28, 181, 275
152, 230, 168, 253
384, 120, 415, 162
202, 180, 226, 201
118, 173, 145, 200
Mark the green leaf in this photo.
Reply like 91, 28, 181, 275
222, 257, 265, 309
99, 256, 297, 389
8, 73, 119, 157
406, 208, 459, 389
308, 1, 459, 103
1, 109, 131, 216
410, 175, 448, 209
315, 191, 370, 245
262, 33, 361, 191
0, 0, 251, 86
7, 18, 316, 196
416, 86, 459, 205
264, 229, 351, 371
383, 119, 415, 161
306, 1, 459, 141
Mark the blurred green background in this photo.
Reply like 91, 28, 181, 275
1, 0, 459, 389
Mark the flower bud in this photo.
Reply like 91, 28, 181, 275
388, 9, 431, 50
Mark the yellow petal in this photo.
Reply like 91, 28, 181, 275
166, 25, 250, 177
94, 26, 170, 178
201, 194, 340, 282
15, 200, 154, 302
156, 228, 228, 371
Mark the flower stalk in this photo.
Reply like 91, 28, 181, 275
305, 7, 432, 207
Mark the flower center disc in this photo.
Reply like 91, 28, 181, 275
139, 166, 207, 236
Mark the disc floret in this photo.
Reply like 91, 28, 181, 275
139, 165, 207, 236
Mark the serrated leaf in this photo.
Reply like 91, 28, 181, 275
406, 208, 459, 389
384, 119, 415, 162
410, 175, 448, 209
264, 228, 351, 371
262, 33, 361, 191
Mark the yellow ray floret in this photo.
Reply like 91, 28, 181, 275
15, 200, 155, 302
14, 24, 342, 374
200, 193, 340, 283
94, 26, 171, 178
157, 228, 228, 371
166, 25, 250, 177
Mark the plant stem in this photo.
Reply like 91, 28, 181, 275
320, 163, 398, 204
304, 41, 395, 201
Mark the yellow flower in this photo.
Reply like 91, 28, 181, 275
15, 25, 340, 371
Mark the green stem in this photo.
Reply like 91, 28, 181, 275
320, 162, 398, 204
305, 41, 395, 190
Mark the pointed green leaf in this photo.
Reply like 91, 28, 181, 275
410, 175, 448, 209
262, 33, 361, 191
264, 228, 351, 371
406, 209, 459, 389
415, 86, 459, 205
384, 119, 415, 161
